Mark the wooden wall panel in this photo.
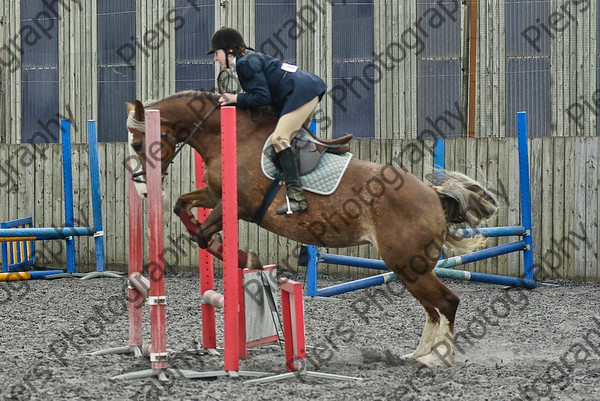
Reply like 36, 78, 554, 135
0, 136, 598, 280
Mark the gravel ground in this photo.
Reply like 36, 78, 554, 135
0, 271, 599, 401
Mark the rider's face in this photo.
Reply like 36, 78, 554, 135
214, 49, 227, 68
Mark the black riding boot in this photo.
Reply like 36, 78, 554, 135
276, 147, 308, 215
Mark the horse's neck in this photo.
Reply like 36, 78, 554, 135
159, 95, 219, 163
175, 99, 275, 164
187, 126, 221, 166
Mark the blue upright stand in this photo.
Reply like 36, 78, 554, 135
52, 119, 85, 277
433, 137, 445, 170
517, 112, 534, 280
305, 118, 322, 296
81, 120, 123, 279
44, 119, 122, 279
305, 113, 537, 296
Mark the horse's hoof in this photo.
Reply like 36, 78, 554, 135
400, 352, 419, 361
246, 251, 263, 269
191, 234, 209, 249
415, 353, 454, 368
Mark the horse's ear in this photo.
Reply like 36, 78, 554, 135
126, 102, 135, 115
134, 100, 145, 121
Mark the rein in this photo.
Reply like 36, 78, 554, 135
132, 104, 220, 183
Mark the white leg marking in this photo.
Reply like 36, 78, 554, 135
402, 310, 439, 360
416, 309, 455, 368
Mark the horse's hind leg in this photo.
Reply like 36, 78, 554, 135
399, 271, 459, 367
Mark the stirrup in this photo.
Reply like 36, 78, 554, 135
276, 196, 307, 215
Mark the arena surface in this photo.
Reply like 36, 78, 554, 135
1, 272, 598, 401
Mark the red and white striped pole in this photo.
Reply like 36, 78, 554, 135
146, 109, 168, 370
221, 106, 239, 372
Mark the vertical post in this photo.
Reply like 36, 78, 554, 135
87, 120, 106, 272
28, 220, 35, 266
238, 267, 247, 360
61, 119, 76, 273
433, 138, 445, 260
279, 278, 306, 371
194, 151, 217, 350
281, 283, 294, 371
517, 112, 534, 280
467, 0, 478, 138
128, 176, 144, 349
146, 109, 167, 370
1, 232, 8, 273
306, 245, 318, 296
306, 118, 319, 297
433, 138, 445, 171
221, 106, 239, 372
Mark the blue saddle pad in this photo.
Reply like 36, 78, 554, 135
261, 135, 353, 195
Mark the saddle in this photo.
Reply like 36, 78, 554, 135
287, 128, 353, 175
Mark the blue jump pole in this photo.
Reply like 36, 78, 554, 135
317, 241, 527, 273
0, 227, 95, 238
316, 253, 389, 271
61, 119, 77, 274
311, 240, 532, 296
451, 226, 527, 238
87, 120, 106, 273
316, 264, 537, 297
28, 270, 65, 279
435, 241, 527, 268
316, 271, 399, 297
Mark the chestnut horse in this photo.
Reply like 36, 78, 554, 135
126, 91, 498, 368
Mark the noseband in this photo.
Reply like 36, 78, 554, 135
131, 104, 220, 184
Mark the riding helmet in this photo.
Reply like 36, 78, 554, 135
207, 27, 254, 55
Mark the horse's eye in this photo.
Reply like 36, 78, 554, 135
131, 142, 143, 151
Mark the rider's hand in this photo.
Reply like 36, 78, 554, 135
218, 94, 238, 105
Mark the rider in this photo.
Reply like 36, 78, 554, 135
208, 27, 327, 215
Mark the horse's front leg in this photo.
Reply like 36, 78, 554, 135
199, 201, 223, 241
174, 187, 217, 248
190, 200, 223, 249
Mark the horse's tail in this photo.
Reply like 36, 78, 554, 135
429, 170, 499, 254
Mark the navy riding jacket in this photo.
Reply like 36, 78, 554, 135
235, 51, 327, 116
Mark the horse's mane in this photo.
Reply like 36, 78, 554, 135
127, 90, 278, 132
143, 90, 217, 108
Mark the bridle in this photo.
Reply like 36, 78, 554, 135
131, 104, 220, 184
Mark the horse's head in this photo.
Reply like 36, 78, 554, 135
126, 100, 178, 197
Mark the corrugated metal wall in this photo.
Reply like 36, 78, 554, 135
0, 0, 599, 281
97, 1, 136, 141
59, 0, 96, 144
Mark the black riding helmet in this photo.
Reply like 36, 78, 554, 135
207, 27, 254, 55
